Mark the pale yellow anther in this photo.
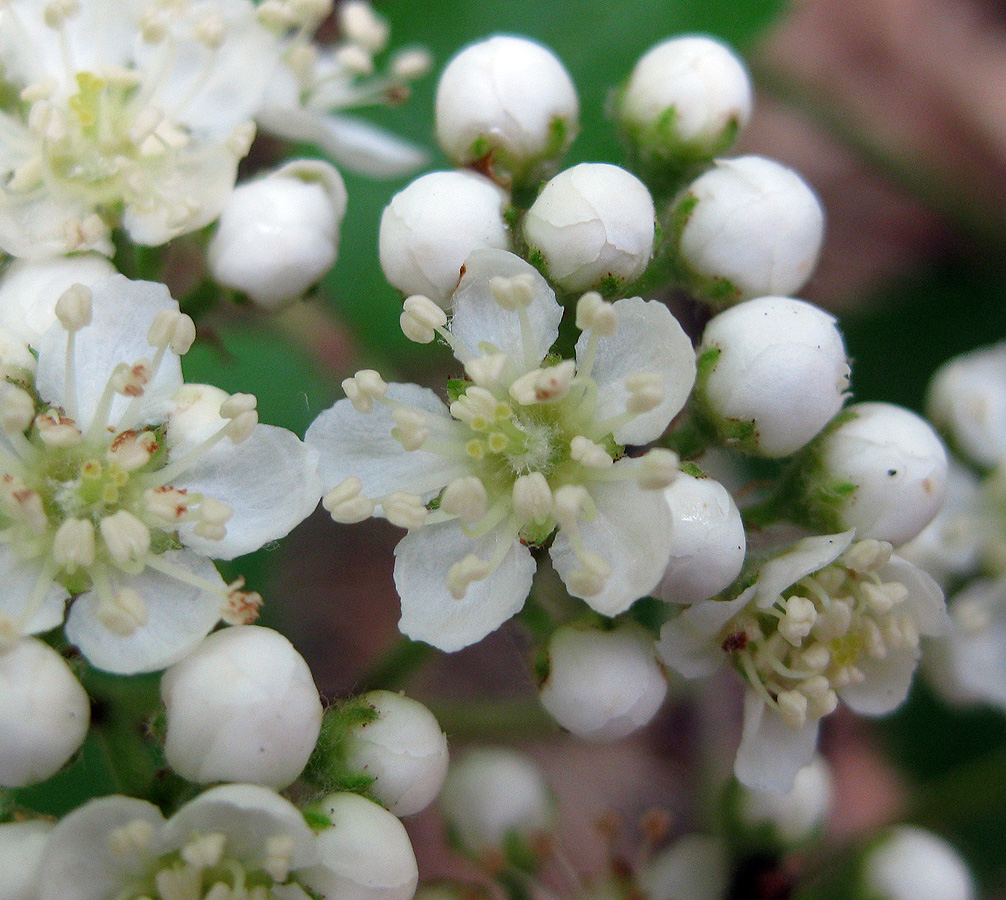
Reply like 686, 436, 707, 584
486, 431, 508, 453
181, 832, 227, 868
338, 0, 389, 51
226, 121, 257, 157
392, 407, 429, 451
108, 819, 155, 856
450, 386, 498, 425
96, 588, 148, 636
400, 295, 447, 343
226, 410, 258, 444
52, 518, 96, 572
565, 552, 613, 597
636, 448, 679, 490
575, 291, 617, 336
263, 834, 295, 882
811, 599, 852, 641
570, 436, 612, 469
510, 360, 576, 406
342, 370, 387, 414
490, 273, 535, 311
512, 472, 552, 526
322, 477, 375, 524
100, 510, 151, 566
447, 554, 491, 599
55, 283, 93, 331
382, 492, 427, 530
799, 642, 831, 673
148, 310, 196, 355
110, 361, 151, 398
20, 78, 56, 103
0, 384, 35, 433
842, 539, 892, 574
440, 476, 488, 524
465, 439, 486, 459
625, 372, 665, 414
43, 0, 79, 28
7, 156, 43, 191
35, 411, 83, 447
778, 595, 817, 646
108, 430, 158, 472
144, 486, 192, 523
335, 44, 374, 76
800, 676, 838, 718
465, 353, 508, 388
391, 48, 432, 80
862, 581, 907, 616
553, 484, 590, 529
199, 498, 232, 526
863, 618, 887, 659
256, 0, 293, 29
776, 689, 808, 730
194, 11, 226, 48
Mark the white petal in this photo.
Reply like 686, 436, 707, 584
0, 188, 109, 259
162, 783, 317, 871
39, 795, 164, 900
656, 589, 753, 678
174, 424, 321, 560
881, 555, 949, 637
36, 275, 182, 431
450, 249, 562, 372
306, 384, 467, 501
753, 531, 855, 610
65, 552, 225, 674
576, 297, 695, 445
840, 646, 919, 716
734, 689, 820, 793
550, 468, 672, 617
936, 581, 1006, 709
0, 544, 68, 635
394, 522, 535, 651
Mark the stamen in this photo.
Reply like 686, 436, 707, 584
323, 477, 375, 523
400, 295, 447, 344
440, 476, 488, 524
342, 369, 387, 413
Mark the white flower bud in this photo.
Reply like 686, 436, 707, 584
209, 161, 347, 310
655, 472, 745, 603
539, 624, 667, 741
927, 341, 1006, 468
675, 156, 824, 304
697, 296, 850, 457
807, 402, 948, 547
864, 827, 975, 900
439, 747, 553, 854
618, 36, 752, 164
0, 821, 52, 899
641, 835, 729, 900
161, 626, 323, 789
435, 35, 578, 178
0, 638, 90, 788
343, 690, 449, 817
739, 756, 833, 845
302, 792, 419, 900
524, 163, 655, 293
379, 171, 510, 305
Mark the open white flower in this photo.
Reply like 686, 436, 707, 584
307, 249, 695, 650
658, 532, 947, 791
0, 275, 320, 673
0, 0, 276, 257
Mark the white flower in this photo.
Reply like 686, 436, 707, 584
539, 622, 667, 740
738, 755, 833, 846
658, 532, 948, 791
344, 690, 449, 817
654, 472, 746, 604
0, 637, 89, 787
0, 820, 52, 900
639, 834, 728, 900
208, 160, 347, 310
435, 36, 578, 181
0, 275, 321, 673
439, 747, 553, 856
802, 402, 948, 547
696, 296, 850, 457
162, 625, 323, 789
378, 171, 510, 306
863, 827, 976, 900
618, 35, 752, 166
674, 156, 824, 305
256, 0, 430, 179
39, 783, 321, 900
307, 249, 695, 650
927, 341, 1006, 469
0, 0, 275, 257
523, 163, 655, 294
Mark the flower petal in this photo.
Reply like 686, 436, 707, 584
394, 521, 535, 651
450, 249, 562, 373
753, 531, 855, 610
0, 544, 68, 636
65, 551, 225, 674
881, 554, 949, 637
174, 424, 321, 560
575, 297, 695, 445
306, 384, 467, 502
734, 689, 820, 793
840, 646, 919, 716
656, 589, 753, 679
550, 468, 672, 617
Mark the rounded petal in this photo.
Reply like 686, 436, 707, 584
175, 424, 322, 560
753, 531, 855, 610
65, 552, 225, 674
394, 521, 535, 651
881, 555, 949, 637
656, 590, 752, 678
734, 689, 820, 793
575, 297, 695, 445
839, 645, 919, 716
0, 544, 68, 636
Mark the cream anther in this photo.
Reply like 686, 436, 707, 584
512, 472, 552, 525
100, 510, 152, 566
52, 518, 97, 572
626, 371, 665, 414
450, 386, 498, 427
392, 48, 433, 80
181, 832, 227, 868
336, 44, 374, 76
575, 291, 618, 336
0, 384, 35, 433
219, 393, 257, 418
108, 430, 158, 471
35, 411, 83, 447
43, 0, 79, 28
5, 484, 47, 533
862, 581, 907, 616
7, 156, 44, 191
339, 0, 389, 51
570, 435, 613, 469
110, 361, 151, 398
801, 676, 838, 718
565, 552, 613, 597
323, 477, 375, 523
226, 410, 258, 444
382, 492, 427, 529
441, 476, 488, 523
96, 587, 148, 636
447, 553, 491, 599
144, 486, 192, 523
108, 818, 156, 856
292, 0, 333, 25
194, 11, 226, 48
221, 581, 263, 626
401, 295, 447, 343
509, 360, 576, 405
465, 353, 508, 387
779, 595, 817, 646
799, 642, 831, 672
392, 407, 430, 451
55, 284, 93, 331
777, 689, 808, 730
636, 449, 679, 490
20, 78, 57, 103
490, 273, 535, 311
342, 370, 388, 414
256, 0, 293, 29
227, 122, 257, 157
842, 539, 892, 574
811, 600, 852, 641
148, 309, 196, 354
553, 484, 590, 529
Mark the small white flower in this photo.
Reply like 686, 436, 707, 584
0, 820, 52, 899
162, 625, 323, 789
803, 402, 948, 547
0, 0, 276, 256
308, 250, 695, 650
618, 35, 752, 166
739, 755, 833, 846
539, 622, 667, 741
439, 747, 554, 856
864, 827, 976, 900
0, 276, 321, 673
378, 171, 510, 306
523, 163, 655, 294
654, 472, 746, 604
0, 637, 89, 788
658, 532, 948, 791
435, 35, 578, 181
209, 160, 347, 310
344, 690, 449, 817
673, 156, 824, 305
640, 834, 729, 900
696, 296, 850, 457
